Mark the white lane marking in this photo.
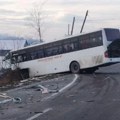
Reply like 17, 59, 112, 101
0, 99, 12, 104
26, 108, 52, 120
42, 74, 79, 101
59, 74, 78, 93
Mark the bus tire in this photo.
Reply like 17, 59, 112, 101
70, 61, 80, 74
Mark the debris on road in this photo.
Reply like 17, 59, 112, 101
30, 84, 59, 94
0, 99, 12, 104
0, 97, 22, 104
37, 85, 49, 94
0, 92, 21, 104
37, 84, 59, 94
0, 92, 11, 99
12, 97, 22, 103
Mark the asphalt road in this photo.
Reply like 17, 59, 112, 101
0, 64, 120, 120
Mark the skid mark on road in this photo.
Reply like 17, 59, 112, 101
26, 108, 52, 120
76, 74, 119, 100
91, 75, 119, 97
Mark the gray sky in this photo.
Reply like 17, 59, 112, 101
0, 0, 120, 41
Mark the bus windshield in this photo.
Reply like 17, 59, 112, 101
105, 28, 120, 41
107, 39, 120, 58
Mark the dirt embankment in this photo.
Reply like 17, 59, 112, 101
0, 69, 22, 86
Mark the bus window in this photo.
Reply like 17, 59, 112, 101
89, 31, 103, 47
73, 42, 78, 50
27, 53, 32, 61
89, 33, 95, 47
96, 36, 103, 46
53, 47, 59, 55
38, 50, 44, 58
23, 54, 27, 61
94, 31, 103, 46
63, 43, 73, 52
105, 29, 120, 41
83, 39, 88, 49
79, 39, 83, 50
11, 56, 16, 64
17, 55, 23, 63
70, 37, 79, 50
45, 48, 53, 57
58, 46, 63, 54
31, 51, 38, 60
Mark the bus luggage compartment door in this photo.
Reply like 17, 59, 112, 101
20, 68, 29, 79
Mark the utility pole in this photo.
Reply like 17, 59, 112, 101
80, 10, 88, 33
68, 24, 70, 35
71, 17, 75, 35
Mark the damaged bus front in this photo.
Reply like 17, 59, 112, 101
104, 28, 120, 63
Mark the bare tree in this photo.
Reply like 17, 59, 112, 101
29, 0, 48, 42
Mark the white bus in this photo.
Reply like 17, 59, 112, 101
3, 28, 120, 77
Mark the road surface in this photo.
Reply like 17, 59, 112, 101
0, 64, 120, 120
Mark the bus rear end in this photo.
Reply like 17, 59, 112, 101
104, 28, 120, 63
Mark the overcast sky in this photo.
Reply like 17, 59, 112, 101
0, 0, 120, 41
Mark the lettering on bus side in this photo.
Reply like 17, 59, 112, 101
38, 55, 62, 62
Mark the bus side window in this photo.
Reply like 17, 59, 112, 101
63, 44, 68, 52
79, 35, 85, 49
90, 32, 103, 48
31, 51, 38, 60
38, 50, 44, 58
58, 46, 63, 54
45, 48, 52, 57
27, 53, 32, 60
17, 55, 23, 63
11, 56, 16, 64
70, 37, 79, 51
90, 37, 96, 47
63, 44, 71, 52
80, 39, 84, 49
73, 42, 78, 50
89, 33, 93, 47
53, 47, 59, 55
23, 54, 27, 61
97, 36, 103, 45
67, 44, 73, 51
69, 43, 75, 51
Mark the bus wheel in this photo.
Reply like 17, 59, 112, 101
70, 61, 80, 74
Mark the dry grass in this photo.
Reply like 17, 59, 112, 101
0, 69, 22, 86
